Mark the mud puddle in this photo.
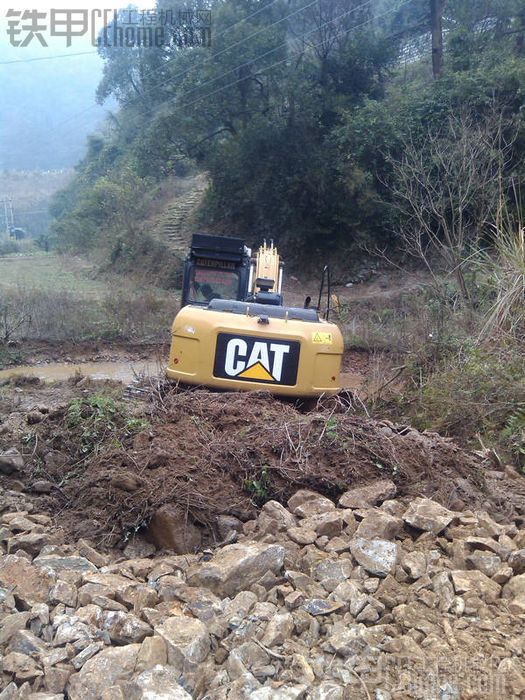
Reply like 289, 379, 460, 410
0, 360, 161, 383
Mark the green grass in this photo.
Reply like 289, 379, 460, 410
0, 252, 112, 297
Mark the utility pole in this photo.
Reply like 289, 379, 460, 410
1, 197, 14, 236
430, 0, 444, 79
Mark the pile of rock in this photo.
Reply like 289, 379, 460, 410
0, 481, 524, 699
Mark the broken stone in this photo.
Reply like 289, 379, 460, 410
2, 651, 43, 682
292, 495, 335, 518
0, 611, 32, 645
401, 551, 427, 579
250, 684, 308, 699
350, 538, 399, 577
299, 599, 344, 616
49, 580, 78, 608
0, 448, 24, 474
186, 541, 285, 597
257, 501, 296, 534
324, 536, 351, 553
0, 555, 55, 606
33, 555, 98, 573
129, 664, 192, 699
465, 551, 502, 578
338, 480, 397, 509
155, 616, 210, 674
450, 570, 501, 602
261, 612, 294, 647
312, 558, 353, 592
355, 511, 403, 541
67, 644, 141, 700
101, 610, 153, 645
71, 641, 105, 670
300, 512, 343, 538
492, 566, 513, 584
75, 540, 108, 569
134, 635, 168, 674
286, 526, 317, 546
508, 548, 525, 574
403, 498, 457, 534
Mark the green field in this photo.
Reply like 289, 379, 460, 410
0, 252, 179, 348
0, 252, 118, 296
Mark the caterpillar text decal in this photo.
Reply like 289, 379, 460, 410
213, 333, 300, 385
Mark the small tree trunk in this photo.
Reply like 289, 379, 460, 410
430, 0, 444, 79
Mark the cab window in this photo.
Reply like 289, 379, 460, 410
189, 266, 240, 302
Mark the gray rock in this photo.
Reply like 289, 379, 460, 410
0, 611, 32, 645
7, 532, 55, 557
309, 682, 343, 700
312, 558, 353, 592
260, 612, 294, 647
257, 501, 296, 534
71, 641, 105, 670
465, 551, 502, 577
155, 616, 210, 674
7, 629, 46, 659
0, 555, 55, 606
402, 498, 457, 534
33, 556, 98, 573
186, 541, 285, 597
250, 685, 308, 699
450, 570, 501, 602
508, 549, 525, 574
300, 512, 343, 538
286, 526, 317, 546
101, 610, 153, 645
128, 664, 192, 699
350, 538, 399, 577
292, 495, 335, 518
67, 644, 141, 700
299, 599, 344, 616
53, 618, 93, 646
1, 651, 43, 682
338, 480, 397, 509
0, 448, 24, 474
401, 551, 427, 579
135, 635, 168, 674
227, 641, 270, 679
355, 511, 403, 541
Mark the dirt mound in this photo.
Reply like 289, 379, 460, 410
29, 386, 521, 547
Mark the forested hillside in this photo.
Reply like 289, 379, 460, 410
50, 0, 524, 276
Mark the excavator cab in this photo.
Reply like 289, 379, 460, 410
181, 233, 251, 307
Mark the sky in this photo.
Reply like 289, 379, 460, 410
1, 2, 160, 169
2, 0, 157, 57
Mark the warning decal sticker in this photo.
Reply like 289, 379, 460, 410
312, 331, 333, 344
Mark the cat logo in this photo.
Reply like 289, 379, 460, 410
213, 333, 300, 385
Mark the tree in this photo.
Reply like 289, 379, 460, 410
387, 110, 514, 302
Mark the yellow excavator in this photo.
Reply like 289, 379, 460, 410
166, 233, 343, 397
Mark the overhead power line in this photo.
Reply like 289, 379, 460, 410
0, 50, 98, 65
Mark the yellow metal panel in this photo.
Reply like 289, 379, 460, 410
253, 244, 280, 292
